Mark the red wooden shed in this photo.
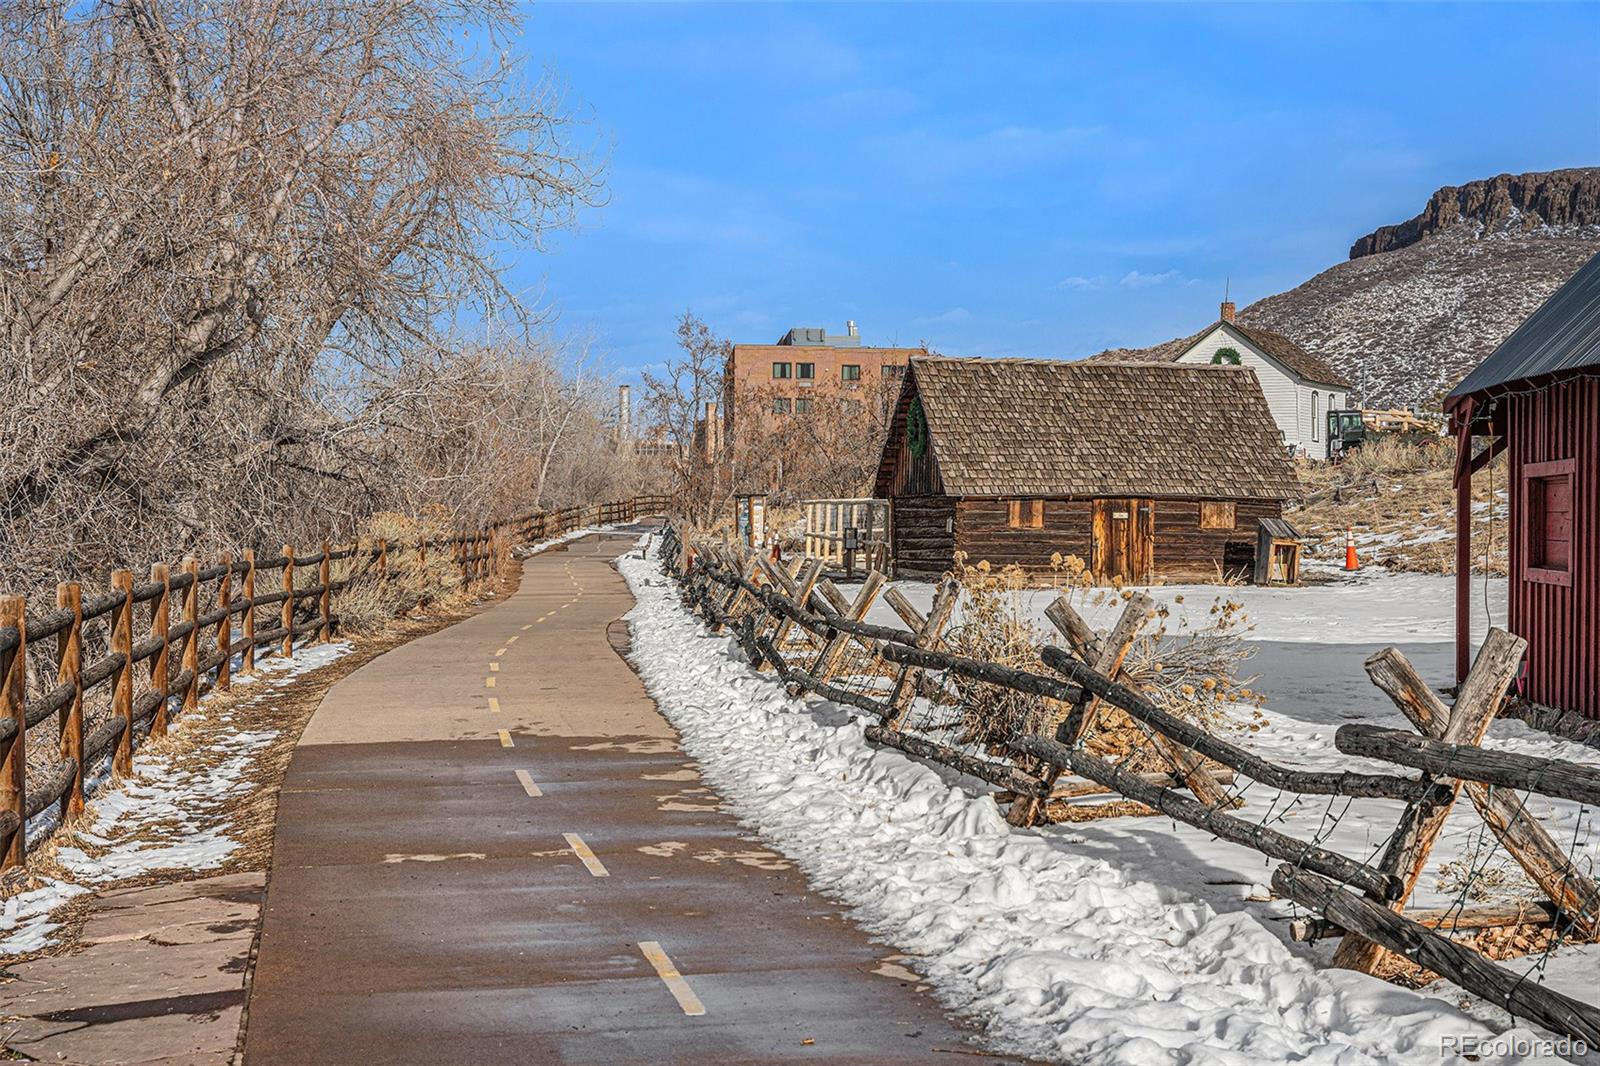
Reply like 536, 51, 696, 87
1446, 249, 1600, 718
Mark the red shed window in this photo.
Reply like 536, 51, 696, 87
1523, 458, 1575, 587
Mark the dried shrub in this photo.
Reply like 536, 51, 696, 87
943, 551, 1092, 751
330, 511, 476, 635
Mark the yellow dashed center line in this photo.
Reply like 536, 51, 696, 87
490, 662, 500, 672
506, 635, 520, 644
563, 833, 609, 877
485, 676, 496, 688
639, 942, 706, 1016
520, 624, 532, 631
495, 647, 508, 657
498, 730, 513, 748
488, 696, 500, 713
515, 769, 543, 797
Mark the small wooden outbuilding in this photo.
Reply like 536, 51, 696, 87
1446, 248, 1600, 719
873, 357, 1301, 583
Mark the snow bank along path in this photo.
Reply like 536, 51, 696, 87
618, 547, 1548, 1065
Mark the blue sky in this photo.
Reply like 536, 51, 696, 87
507, 2, 1599, 382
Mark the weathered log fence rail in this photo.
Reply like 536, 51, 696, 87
658, 521, 1600, 1046
0, 494, 669, 875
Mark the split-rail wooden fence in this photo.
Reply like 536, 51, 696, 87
0, 495, 668, 875
660, 522, 1600, 1046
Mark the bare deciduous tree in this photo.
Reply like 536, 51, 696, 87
0, 0, 629, 587
640, 310, 728, 523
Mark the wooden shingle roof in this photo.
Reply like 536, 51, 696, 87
882, 357, 1301, 500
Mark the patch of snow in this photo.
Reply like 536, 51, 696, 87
3, 637, 355, 959
619, 547, 1568, 1065
852, 568, 1507, 648
0, 879, 88, 955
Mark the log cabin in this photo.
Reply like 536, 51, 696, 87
873, 357, 1301, 583
1446, 248, 1600, 719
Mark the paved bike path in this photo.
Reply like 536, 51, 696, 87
242, 530, 1016, 1064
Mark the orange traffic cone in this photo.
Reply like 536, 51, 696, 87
1344, 529, 1360, 571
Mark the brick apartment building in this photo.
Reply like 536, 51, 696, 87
707, 322, 922, 457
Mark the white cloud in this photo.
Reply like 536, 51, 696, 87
1119, 269, 1181, 288
1058, 275, 1105, 290
913, 307, 972, 326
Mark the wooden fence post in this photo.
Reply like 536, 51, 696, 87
1337, 630, 1584, 972
56, 583, 84, 823
216, 553, 233, 692
281, 545, 295, 658
242, 549, 257, 676
0, 595, 26, 869
320, 540, 332, 642
1011, 593, 1159, 827
180, 557, 199, 716
109, 570, 134, 775
148, 562, 171, 736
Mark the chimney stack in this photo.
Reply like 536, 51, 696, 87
704, 400, 719, 460
846, 319, 859, 338
1220, 300, 1236, 323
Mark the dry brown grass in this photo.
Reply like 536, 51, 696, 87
1291, 437, 1509, 576
940, 553, 1260, 776
328, 511, 480, 635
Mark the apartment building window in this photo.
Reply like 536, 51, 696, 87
772, 397, 792, 414
795, 397, 814, 414
797, 362, 815, 380
841, 364, 862, 382
883, 364, 906, 379
772, 362, 792, 379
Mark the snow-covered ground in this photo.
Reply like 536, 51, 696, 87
622, 547, 1598, 1064
0, 640, 355, 957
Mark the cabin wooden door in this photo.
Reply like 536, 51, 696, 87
1092, 498, 1154, 584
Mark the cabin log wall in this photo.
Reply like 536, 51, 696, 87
890, 496, 957, 580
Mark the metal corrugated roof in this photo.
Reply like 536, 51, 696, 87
1449, 248, 1600, 398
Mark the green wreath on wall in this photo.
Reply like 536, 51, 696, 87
906, 397, 928, 458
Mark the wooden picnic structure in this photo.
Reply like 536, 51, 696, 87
872, 358, 1301, 584
661, 520, 1600, 1045
1447, 248, 1600, 718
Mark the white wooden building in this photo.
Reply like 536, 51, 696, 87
1173, 302, 1351, 460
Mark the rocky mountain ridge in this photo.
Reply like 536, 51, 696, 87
1092, 168, 1600, 409
1349, 168, 1600, 258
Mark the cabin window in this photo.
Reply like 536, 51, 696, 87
841, 364, 862, 382
796, 362, 814, 380
772, 397, 792, 414
772, 362, 792, 379
1199, 501, 1237, 530
1524, 459, 1575, 586
1006, 499, 1045, 529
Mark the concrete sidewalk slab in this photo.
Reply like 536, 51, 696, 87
242, 531, 1029, 1064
